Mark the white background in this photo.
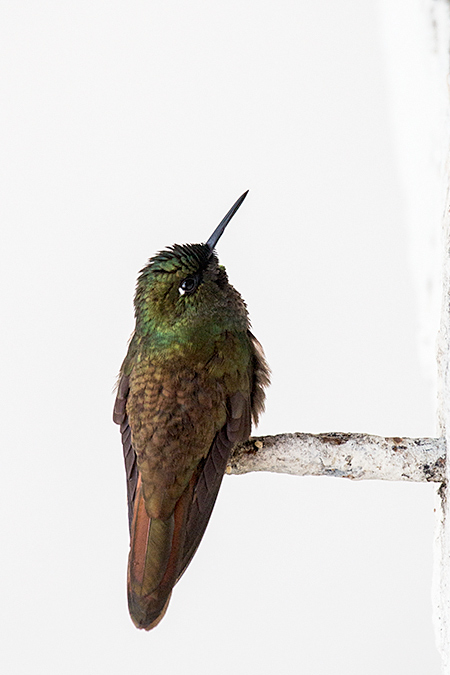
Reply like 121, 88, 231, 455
0, 1, 442, 673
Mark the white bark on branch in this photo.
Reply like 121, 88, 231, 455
228, 433, 445, 483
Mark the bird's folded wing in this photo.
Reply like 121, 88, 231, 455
177, 391, 251, 581
113, 374, 138, 532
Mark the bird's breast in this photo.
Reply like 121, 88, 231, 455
126, 356, 226, 519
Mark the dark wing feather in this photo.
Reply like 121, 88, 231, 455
248, 331, 270, 425
113, 374, 138, 532
177, 391, 251, 581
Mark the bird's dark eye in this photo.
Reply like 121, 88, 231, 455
178, 275, 199, 296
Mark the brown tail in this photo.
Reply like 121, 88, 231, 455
127, 476, 189, 630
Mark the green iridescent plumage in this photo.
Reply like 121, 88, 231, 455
114, 192, 269, 629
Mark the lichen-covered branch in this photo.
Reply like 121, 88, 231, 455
227, 432, 446, 483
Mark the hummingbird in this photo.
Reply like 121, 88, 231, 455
113, 191, 270, 630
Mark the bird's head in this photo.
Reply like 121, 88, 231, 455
134, 192, 249, 340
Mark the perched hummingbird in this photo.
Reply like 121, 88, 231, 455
113, 191, 270, 630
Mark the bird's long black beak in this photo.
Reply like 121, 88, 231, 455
206, 190, 249, 253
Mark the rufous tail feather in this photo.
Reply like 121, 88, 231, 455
127, 476, 190, 630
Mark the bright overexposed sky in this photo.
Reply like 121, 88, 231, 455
0, 1, 442, 673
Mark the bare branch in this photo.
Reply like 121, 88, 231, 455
227, 432, 446, 483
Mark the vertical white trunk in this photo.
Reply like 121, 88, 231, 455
423, 1, 450, 668
378, 0, 450, 668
